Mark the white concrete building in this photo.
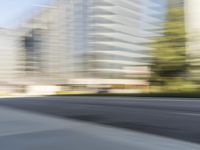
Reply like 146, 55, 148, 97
185, 0, 200, 82
0, 28, 22, 83
69, 0, 165, 86
22, 0, 165, 87
0, 28, 25, 93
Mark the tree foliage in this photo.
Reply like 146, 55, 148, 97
151, 6, 187, 87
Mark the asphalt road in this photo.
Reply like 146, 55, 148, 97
2, 106, 200, 150
0, 96, 200, 143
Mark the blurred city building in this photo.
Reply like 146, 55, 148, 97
0, 28, 25, 94
21, 4, 70, 85
185, 0, 200, 84
20, 0, 165, 92
2, 0, 200, 94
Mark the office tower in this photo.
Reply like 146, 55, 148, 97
69, 0, 165, 87
22, 3, 72, 84
22, 0, 165, 88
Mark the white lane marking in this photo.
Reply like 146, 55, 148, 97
175, 112, 200, 116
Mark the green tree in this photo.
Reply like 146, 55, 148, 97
151, 5, 188, 91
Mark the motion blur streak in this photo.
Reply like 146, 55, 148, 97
1, 103, 200, 150
1, 0, 165, 94
0, 0, 200, 95
1, 0, 200, 149
0, 96, 200, 144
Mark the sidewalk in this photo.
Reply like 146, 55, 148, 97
0, 106, 199, 150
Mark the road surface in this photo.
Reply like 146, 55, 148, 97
0, 96, 200, 143
1, 106, 200, 150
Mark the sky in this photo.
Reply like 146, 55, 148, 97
0, 0, 50, 28
0, 0, 167, 28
